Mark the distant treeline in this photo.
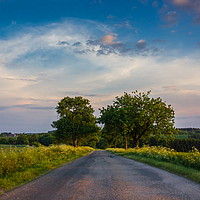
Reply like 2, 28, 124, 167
0, 133, 54, 146
144, 137, 200, 152
178, 128, 200, 139
0, 128, 200, 152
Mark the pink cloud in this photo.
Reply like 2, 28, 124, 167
169, 0, 200, 14
171, 0, 190, 6
101, 34, 121, 45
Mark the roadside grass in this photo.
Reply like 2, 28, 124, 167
0, 145, 94, 194
0, 145, 27, 153
107, 146, 200, 184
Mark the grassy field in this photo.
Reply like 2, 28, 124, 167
0, 145, 94, 194
0, 145, 27, 153
107, 146, 200, 183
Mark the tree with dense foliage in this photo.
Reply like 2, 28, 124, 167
38, 133, 54, 146
16, 134, 29, 145
99, 91, 176, 149
52, 96, 99, 147
28, 134, 39, 146
98, 105, 127, 148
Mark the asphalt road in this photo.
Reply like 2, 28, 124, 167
1, 150, 200, 200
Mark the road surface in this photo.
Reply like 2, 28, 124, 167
1, 150, 200, 200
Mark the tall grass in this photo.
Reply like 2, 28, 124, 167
107, 146, 200, 183
107, 146, 200, 170
0, 145, 94, 193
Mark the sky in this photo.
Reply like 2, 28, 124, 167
0, 0, 200, 133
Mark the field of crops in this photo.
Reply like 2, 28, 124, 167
107, 146, 200, 170
0, 145, 94, 193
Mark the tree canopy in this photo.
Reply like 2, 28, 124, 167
52, 96, 99, 147
99, 91, 176, 149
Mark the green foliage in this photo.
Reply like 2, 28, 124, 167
0, 138, 9, 144
144, 137, 200, 152
99, 91, 176, 148
17, 134, 29, 145
0, 133, 54, 146
52, 96, 100, 147
168, 139, 200, 152
38, 133, 54, 146
178, 128, 200, 140
0, 137, 17, 145
0, 145, 94, 193
27, 134, 39, 145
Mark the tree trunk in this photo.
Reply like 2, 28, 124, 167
73, 138, 78, 147
133, 139, 140, 148
125, 139, 128, 150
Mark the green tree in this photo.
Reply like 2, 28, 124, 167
0, 137, 9, 144
98, 105, 125, 148
38, 133, 54, 146
16, 134, 29, 145
28, 134, 39, 146
52, 96, 99, 147
99, 91, 176, 148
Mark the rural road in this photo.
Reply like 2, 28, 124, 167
1, 150, 200, 200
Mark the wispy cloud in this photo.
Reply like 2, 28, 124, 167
0, 77, 37, 82
169, 0, 200, 23
0, 18, 200, 131
162, 11, 178, 27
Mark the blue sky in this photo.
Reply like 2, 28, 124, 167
0, 0, 200, 133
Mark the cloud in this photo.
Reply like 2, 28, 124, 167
58, 41, 70, 46
0, 104, 54, 111
171, 0, 190, 6
101, 34, 119, 45
65, 91, 100, 97
136, 40, 147, 49
165, 0, 200, 13
0, 19, 200, 131
72, 42, 82, 47
170, 30, 177, 33
162, 11, 178, 27
169, 0, 197, 8
107, 15, 116, 19
0, 77, 37, 82
138, 0, 200, 26
114, 20, 133, 30
86, 39, 101, 46
167, 0, 200, 24
152, 39, 165, 43
163, 85, 178, 91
